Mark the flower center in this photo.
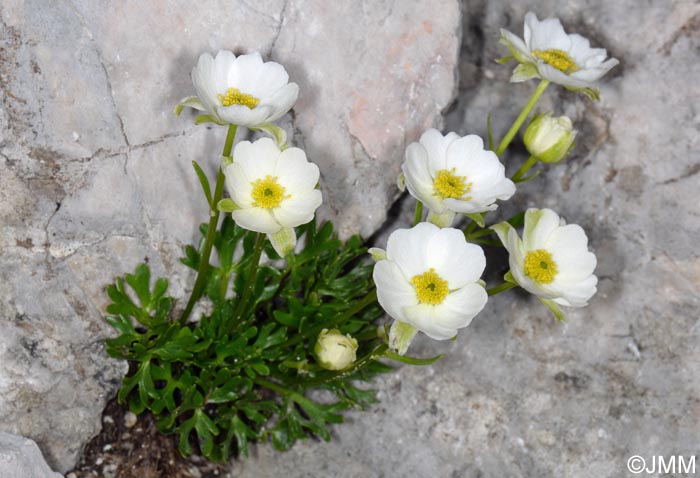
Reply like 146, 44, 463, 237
411, 268, 449, 305
434, 168, 472, 199
251, 176, 288, 209
524, 249, 558, 284
218, 87, 260, 109
533, 49, 580, 74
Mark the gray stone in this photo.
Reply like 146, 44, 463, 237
231, 1, 700, 477
0, 432, 63, 478
0, 0, 460, 472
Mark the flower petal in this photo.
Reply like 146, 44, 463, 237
263, 83, 299, 123
402, 304, 458, 340
373, 260, 418, 323
385, 223, 437, 279
275, 147, 319, 193
272, 190, 322, 228
420, 129, 460, 175
403, 142, 443, 213
233, 138, 280, 179
435, 283, 488, 328
232, 207, 281, 234
224, 163, 254, 208
523, 208, 561, 250
425, 228, 485, 289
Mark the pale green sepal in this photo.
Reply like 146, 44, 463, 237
426, 210, 456, 228
217, 198, 239, 213
503, 270, 517, 284
477, 279, 486, 287
221, 155, 233, 168
250, 123, 288, 149
565, 85, 600, 101
194, 114, 227, 126
495, 55, 514, 65
388, 321, 418, 356
175, 96, 204, 116
465, 212, 486, 228
490, 221, 513, 248
396, 172, 406, 192
538, 297, 567, 322
268, 227, 296, 257
368, 247, 387, 262
510, 63, 540, 83
516, 170, 541, 183
383, 349, 443, 366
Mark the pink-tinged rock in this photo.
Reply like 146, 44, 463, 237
274, 0, 461, 237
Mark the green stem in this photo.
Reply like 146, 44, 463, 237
180, 124, 238, 324
464, 220, 478, 238
413, 201, 423, 226
487, 282, 518, 296
253, 377, 293, 396
495, 79, 550, 157
281, 289, 378, 349
512, 155, 538, 183
232, 233, 266, 325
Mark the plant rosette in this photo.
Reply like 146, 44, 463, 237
371, 222, 488, 354
499, 11, 619, 97
492, 208, 598, 320
177, 50, 299, 128
401, 129, 515, 227
221, 137, 322, 257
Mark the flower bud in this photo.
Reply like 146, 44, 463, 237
523, 113, 577, 164
314, 329, 358, 371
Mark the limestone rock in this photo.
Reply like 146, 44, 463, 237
0, 432, 63, 478
232, 1, 700, 477
0, 0, 460, 472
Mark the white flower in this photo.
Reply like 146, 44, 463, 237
372, 223, 488, 345
223, 137, 322, 255
402, 129, 515, 227
181, 50, 299, 128
500, 12, 619, 92
493, 208, 597, 308
523, 113, 577, 164
315, 329, 358, 371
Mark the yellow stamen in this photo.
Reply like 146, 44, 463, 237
411, 268, 449, 305
434, 168, 472, 200
250, 176, 289, 209
524, 249, 558, 284
218, 87, 260, 109
533, 49, 579, 74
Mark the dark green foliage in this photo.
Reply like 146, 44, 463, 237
105, 218, 387, 461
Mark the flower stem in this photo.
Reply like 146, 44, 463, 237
487, 282, 518, 296
413, 201, 424, 226
512, 155, 538, 182
495, 79, 550, 157
464, 220, 478, 238
280, 289, 378, 349
232, 233, 266, 326
180, 124, 238, 325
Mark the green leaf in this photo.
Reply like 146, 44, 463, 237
192, 161, 213, 205
383, 349, 444, 366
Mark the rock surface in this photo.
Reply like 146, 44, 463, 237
231, 1, 700, 477
0, 0, 459, 473
0, 432, 63, 478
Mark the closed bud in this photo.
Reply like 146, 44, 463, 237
523, 113, 577, 164
314, 329, 358, 371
